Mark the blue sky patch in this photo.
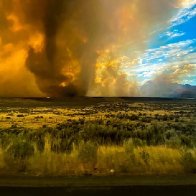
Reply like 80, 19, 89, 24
135, 3, 196, 85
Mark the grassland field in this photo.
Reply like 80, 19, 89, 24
0, 97, 195, 176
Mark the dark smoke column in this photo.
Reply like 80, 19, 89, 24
25, 0, 83, 97
25, 0, 100, 97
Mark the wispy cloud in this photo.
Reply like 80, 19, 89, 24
139, 39, 196, 65
160, 29, 185, 39
124, 1, 196, 86
170, 2, 196, 27
149, 1, 196, 37
130, 39, 196, 84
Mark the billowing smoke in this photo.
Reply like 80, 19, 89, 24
0, 0, 184, 97
140, 64, 196, 97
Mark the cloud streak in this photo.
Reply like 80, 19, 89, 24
170, 1, 196, 27
133, 39, 196, 84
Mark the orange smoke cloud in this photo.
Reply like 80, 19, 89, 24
0, 0, 182, 97
155, 64, 195, 84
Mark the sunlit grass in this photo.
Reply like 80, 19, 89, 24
0, 142, 194, 176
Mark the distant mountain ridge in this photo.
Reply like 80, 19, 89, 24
140, 81, 196, 98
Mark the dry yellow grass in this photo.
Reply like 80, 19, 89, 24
0, 144, 185, 176
0, 142, 194, 176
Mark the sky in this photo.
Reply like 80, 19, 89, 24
0, 0, 195, 97
132, 0, 196, 86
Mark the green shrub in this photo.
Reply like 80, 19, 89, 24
166, 136, 181, 148
28, 131, 45, 152
180, 135, 193, 148
140, 150, 150, 165
0, 134, 12, 150
133, 138, 146, 147
124, 139, 135, 161
124, 139, 134, 154
78, 142, 98, 165
181, 150, 196, 173
7, 140, 34, 160
36, 136, 45, 152
51, 138, 74, 153
4, 140, 34, 172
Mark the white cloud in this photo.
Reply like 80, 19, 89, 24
131, 1, 196, 85
160, 30, 185, 39
180, 0, 196, 8
140, 39, 195, 64
170, 2, 196, 27
130, 39, 196, 83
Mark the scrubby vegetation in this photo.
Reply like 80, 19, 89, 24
0, 98, 195, 176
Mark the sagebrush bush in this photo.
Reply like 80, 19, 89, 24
78, 142, 98, 165
140, 150, 150, 165
124, 139, 134, 155
181, 150, 196, 173
7, 140, 34, 160
51, 138, 73, 153
3, 140, 34, 172
180, 135, 193, 148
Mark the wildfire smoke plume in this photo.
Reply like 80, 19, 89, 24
0, 0, 185, 97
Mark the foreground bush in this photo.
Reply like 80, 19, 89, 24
7, 140, 34, 159
4, 140, 34, 172
181, 149, 196, 173
78, 142, 98, 171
